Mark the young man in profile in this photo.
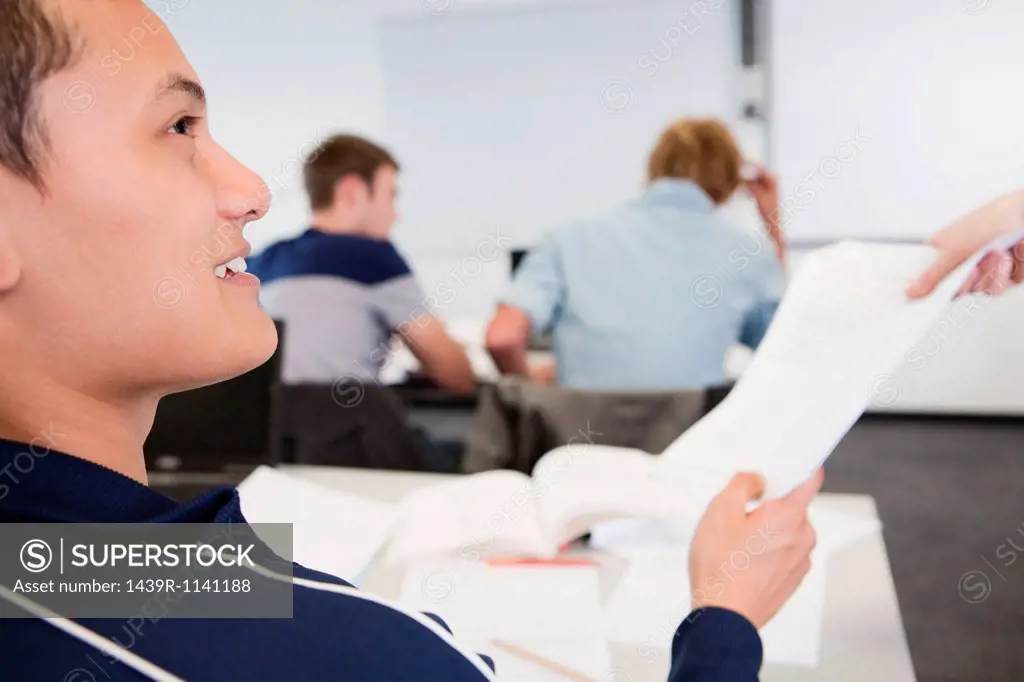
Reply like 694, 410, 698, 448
250, 134, 476, 394
0, 1, 820, 679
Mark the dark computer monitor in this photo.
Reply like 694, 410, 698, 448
510, 248, 529, 275
143, 320, 284, 476
509, 247, 555, 351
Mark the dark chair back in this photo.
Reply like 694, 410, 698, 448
463, 379, 735, 474
144, 320, 286, 474
278, 380, 428, 471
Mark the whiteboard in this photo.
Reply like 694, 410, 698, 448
378, 0, 742, 252
770, 0, 1024, 243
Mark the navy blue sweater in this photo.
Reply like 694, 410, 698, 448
0, 440, 763, 681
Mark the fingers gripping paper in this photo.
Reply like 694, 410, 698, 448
657, 236, 1023, 506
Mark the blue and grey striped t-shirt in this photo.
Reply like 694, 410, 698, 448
249, 229, 425, 384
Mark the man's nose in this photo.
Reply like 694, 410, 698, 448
212, 145, 271, 223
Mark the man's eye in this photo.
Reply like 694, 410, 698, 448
168, 115, 202, 137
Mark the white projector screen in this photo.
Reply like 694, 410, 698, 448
378, 0, 742, 252
770, 0, 1024, 244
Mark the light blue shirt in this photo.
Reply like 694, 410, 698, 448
503, 178, 786, 390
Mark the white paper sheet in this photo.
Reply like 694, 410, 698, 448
237, 466, 398, 583
758, 556, 828, 667
399, 560, 611, 678
483, 638, 614, 681
602, 546, 829, 667
588, 518, 692, 556
602, 548, 694, 651
809, 505, 883, 554
401, 560, 605, 640
657, 236, 1024, 508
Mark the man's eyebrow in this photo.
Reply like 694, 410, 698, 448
154, 73, 206, 106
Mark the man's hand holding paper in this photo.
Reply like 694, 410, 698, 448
689, 469, 823, 629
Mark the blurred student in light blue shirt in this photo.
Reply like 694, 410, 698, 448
486, 118, 787, 390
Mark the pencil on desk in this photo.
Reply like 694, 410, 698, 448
489, 639, 598, 682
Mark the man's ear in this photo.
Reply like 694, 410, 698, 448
0, 222, 23, 294
333, 174, 368, 207
0, 166, 28, 294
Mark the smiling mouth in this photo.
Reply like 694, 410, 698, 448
213, 256, 247, 279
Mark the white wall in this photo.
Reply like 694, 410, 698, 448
377, 0, 743, 251
769, 0, 1024, 244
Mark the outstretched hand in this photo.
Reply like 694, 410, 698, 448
907, 197, 1024, 299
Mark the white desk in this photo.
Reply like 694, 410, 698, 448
283, 465, 916, 681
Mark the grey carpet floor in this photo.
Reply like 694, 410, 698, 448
825, 415, 1024, 682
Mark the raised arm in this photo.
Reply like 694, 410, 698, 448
743, 164, 786, 268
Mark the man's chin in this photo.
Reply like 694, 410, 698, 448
230, 311, 280, 375
185, 311, 279, 389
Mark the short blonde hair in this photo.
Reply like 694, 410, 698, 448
647, 118, 743, 205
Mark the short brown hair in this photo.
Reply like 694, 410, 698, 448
0, 0, 82, 191
647, 118, 742, 205
302, 134, 399, 210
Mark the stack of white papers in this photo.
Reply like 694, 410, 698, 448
237, 466, 398, 583
400, 559, 611, 680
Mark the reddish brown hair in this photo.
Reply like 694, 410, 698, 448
647, 118, 743, 205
